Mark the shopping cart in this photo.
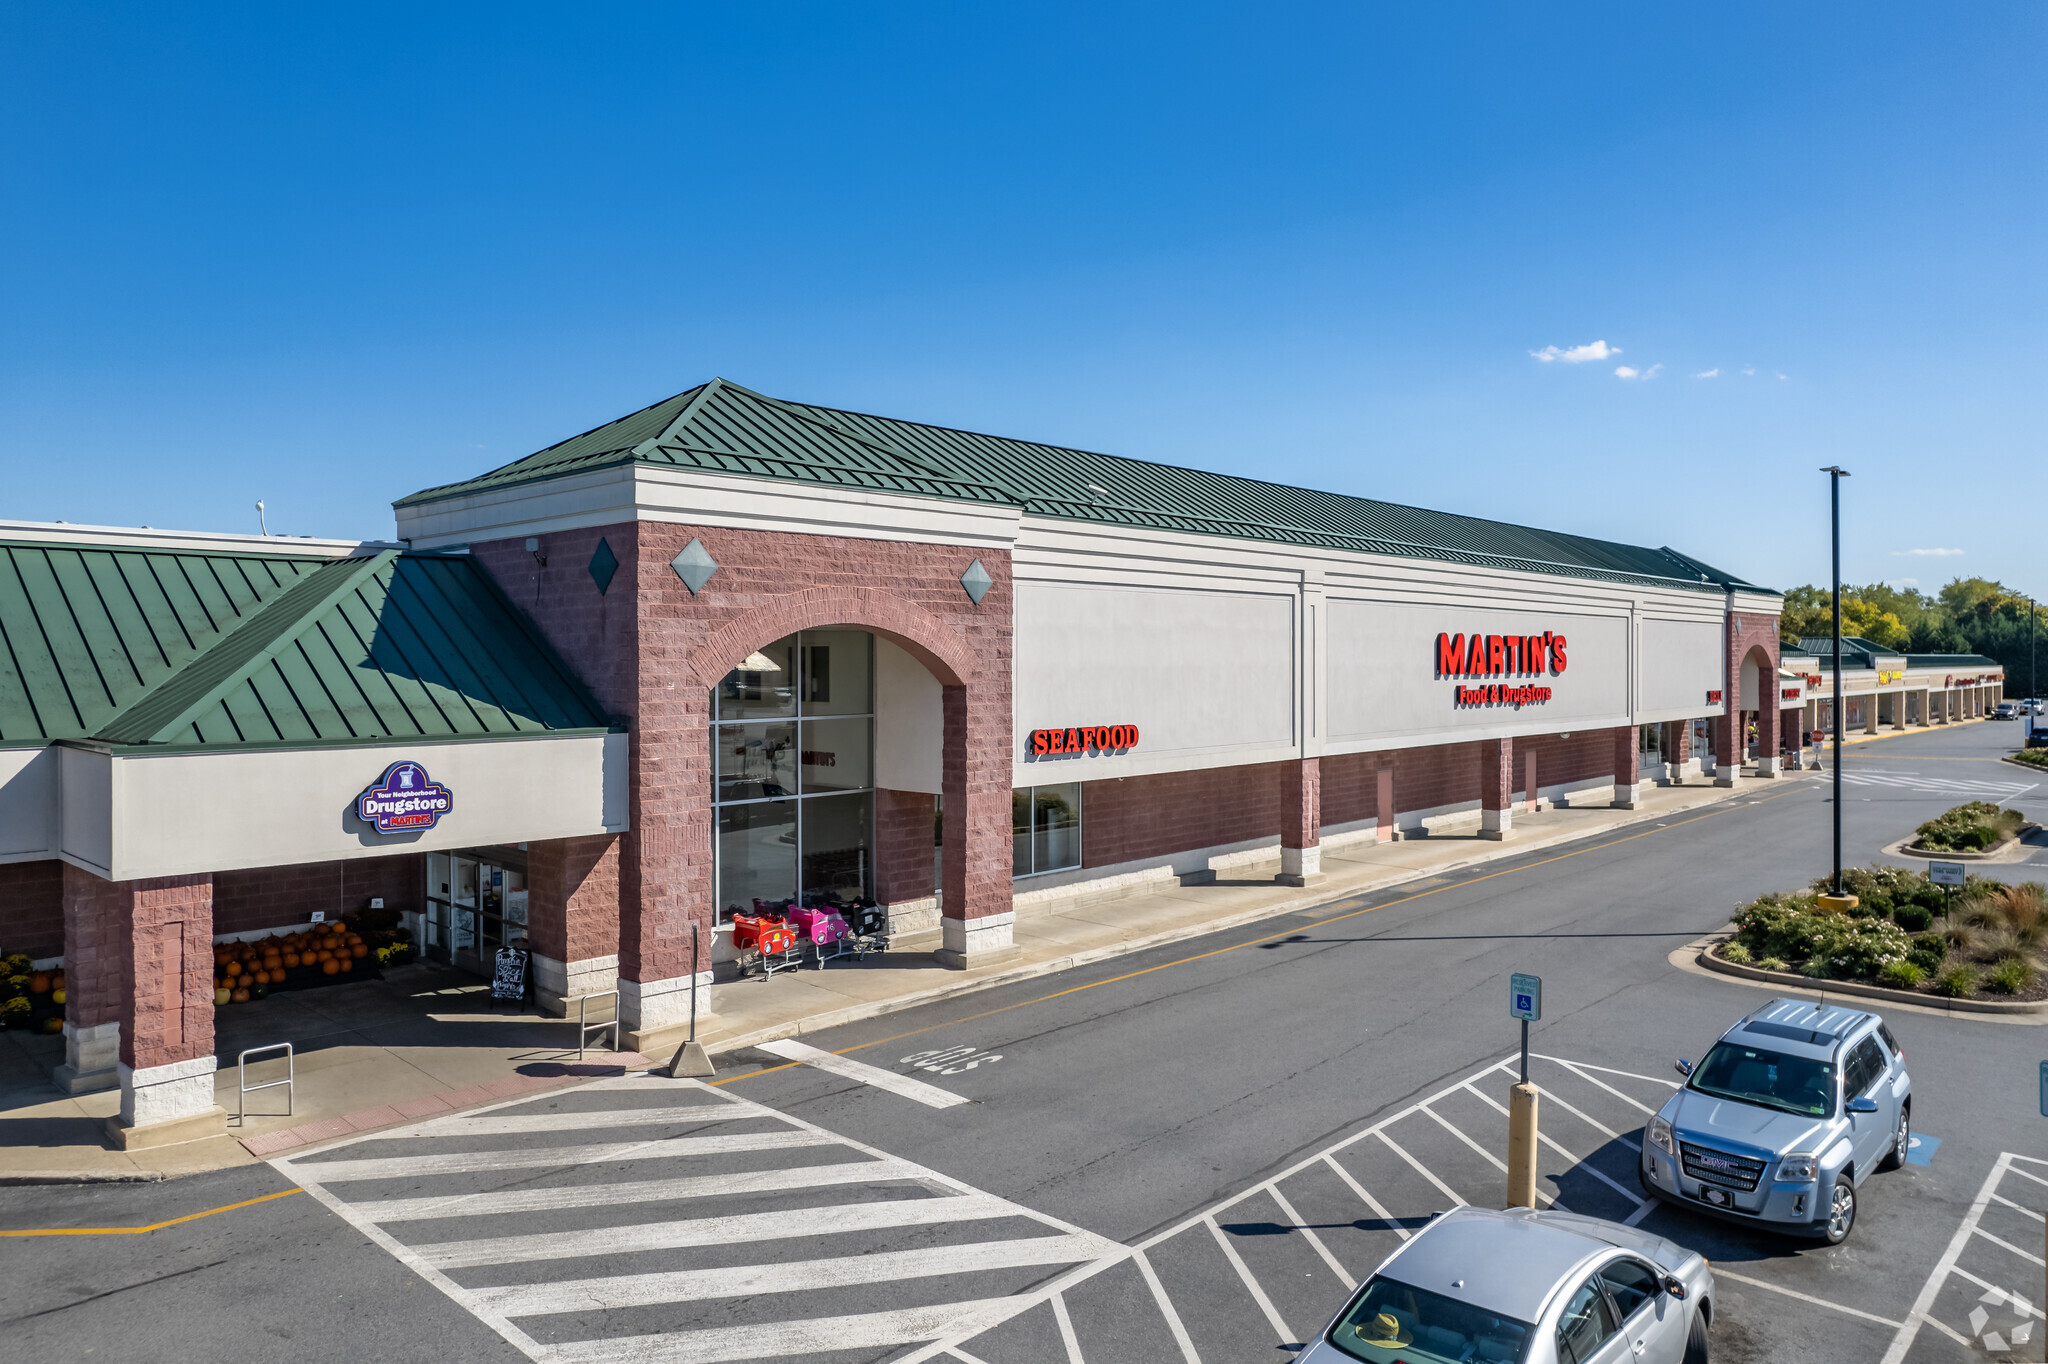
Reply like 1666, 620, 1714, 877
790, 906, 851, 967
846, 901, 889, 958
731, 910, 800, 978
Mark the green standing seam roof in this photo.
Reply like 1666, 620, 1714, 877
0, 541, 610, 751
397, 377, 1774, 595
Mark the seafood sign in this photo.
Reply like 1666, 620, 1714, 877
356, 761, 454, 833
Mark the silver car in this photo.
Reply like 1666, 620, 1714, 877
1640, 999, 1910, 1244
1297, 1206, 1713, 1364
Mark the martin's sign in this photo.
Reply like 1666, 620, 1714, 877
356, 761, 454, 833
1028, 725, 1139, 756
1437, 631, 1566, 709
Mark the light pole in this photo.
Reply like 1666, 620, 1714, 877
1821, 466, 1850, 897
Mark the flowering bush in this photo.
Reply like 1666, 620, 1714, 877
1731, 893, 1911, 980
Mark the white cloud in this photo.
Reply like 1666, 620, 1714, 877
1887, 578, 1919, 588
1530, 340, 1620, 364
1776, 372, 1789, 381
1615, 363, 1661, 380
1694, 368, 1719, 378
1741, 365, 1757, 376
1892, 547, 1964, 557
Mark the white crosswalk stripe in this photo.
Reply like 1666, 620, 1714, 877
274, 1077, 1116, 1364
1840, 768, 2038, 800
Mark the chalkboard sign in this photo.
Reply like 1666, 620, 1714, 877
492, 947, 529, 1003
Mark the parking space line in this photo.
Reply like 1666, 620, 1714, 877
1460, 1084, 1641, 1210
756, 1038, 970, 1108
1204, 1216, 1296, 1344
1321, 1154, 1409, 1239
1490, 1064, 1638, 1149
1881, 1151, 2014, 1364
1538, 1056, 1665, 1115
948, 1347, 996, 1364
1951, 1266, 2045, 1319
1712, 1268, 1904, 1328
2010, 1165, 2048, 1191
1377, 1130, 1469, 1208
1050, 1293, 1087, 1364
1268, 1184, 1354, 1287
1991, 1194, 2045, 1224
1133, 1248, 1205, 1364
1975, 1228, 2047, 1268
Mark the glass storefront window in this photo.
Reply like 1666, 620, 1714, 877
1013, 783, 1082, 877
715, 637, 798, 720
424, 850, 527, 971
711, 631, 875, 919
717, 801, 799, 913
716, 721, 797, 801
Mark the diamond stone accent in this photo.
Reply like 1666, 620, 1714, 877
588, 538, 619, 595
959, 558, 994, 604
671, 538, 718, 594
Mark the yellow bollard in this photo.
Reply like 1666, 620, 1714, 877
1507, 1081, 1540, 1209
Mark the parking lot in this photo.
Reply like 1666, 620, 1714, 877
262, 1041, 2028, 1364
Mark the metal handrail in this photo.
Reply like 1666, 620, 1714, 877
577, 990, 620, 1059
237, 1042, 293, 1125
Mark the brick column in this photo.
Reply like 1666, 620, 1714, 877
1755, 688, 1781, 777
1375, 767, 1398, 843
1612, 726, 1640, 808
1662, 720, 1697, 783
526, 834, 622, 1017
1478, 738, 1513, 840
56, 865, 126, 1094
1277, 758, 1322, 885
1782, 706, 1804, 767
937, 681, 1017, 968
62, 866, 222, 1142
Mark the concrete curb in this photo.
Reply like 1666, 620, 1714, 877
0, 1170, 167, 1185
1882, 824, 2041, 865
684, 779, 1796, 1061
2000, 755, 2048, 773
1682, 936, 2048, 1020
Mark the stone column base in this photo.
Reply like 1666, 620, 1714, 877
532, 952, 621, 1017
1479, 808, 1512, 841
1277, 844, 1324, 887
935, 911, 1020, 970
119, 1056, 219, 1130
1664, 758, 1702, 784
106, 1105, 228, 1150
54, 1020, 121, 1094
619, 969, 716, 1057
1612, 783, 1640, 809
1754, 755, 1781, 778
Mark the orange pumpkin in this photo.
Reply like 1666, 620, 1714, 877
231, 987, 251, 1003
321, 958, 341, 976
350, 943, 369, 959
224, 961, 242, 978
29, 971, 51, 994
282, 951, 301, 968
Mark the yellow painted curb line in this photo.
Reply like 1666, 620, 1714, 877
0, 1186, 301, 1236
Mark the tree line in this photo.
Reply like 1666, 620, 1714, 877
1780, 578, 2047, 695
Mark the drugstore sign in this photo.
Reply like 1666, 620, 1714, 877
1028, 725, 1139, 756
1437, 631, 1566, 709
356, 761, 454, 833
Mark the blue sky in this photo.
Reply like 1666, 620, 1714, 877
3, 4, 2042, 596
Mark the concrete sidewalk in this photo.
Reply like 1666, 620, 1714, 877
0, 765, 1799, 1182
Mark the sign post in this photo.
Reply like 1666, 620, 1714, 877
1506, 973, 1542, 1209
1930, 862, 1965, 924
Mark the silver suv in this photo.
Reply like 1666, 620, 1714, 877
1639, 999, 1910, 1244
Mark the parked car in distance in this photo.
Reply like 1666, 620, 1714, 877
1640, 999, 1909, 1245
1298, 1206, 1714, 1363
2024, 698, 2045, 715
1993, 701, 2019, 720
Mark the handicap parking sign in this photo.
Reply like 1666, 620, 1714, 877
1510, 973, 1541, 1022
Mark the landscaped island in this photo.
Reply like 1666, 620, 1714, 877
1711, 862, 2044, 1002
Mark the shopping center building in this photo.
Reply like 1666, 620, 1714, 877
1783, 637, 2005, 737
4, 378, 1803, 1143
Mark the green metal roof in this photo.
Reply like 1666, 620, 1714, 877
399, 378, 1769, 594
0, 539, 609, 749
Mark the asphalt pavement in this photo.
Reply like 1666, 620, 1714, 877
6, 720, 2044, 1364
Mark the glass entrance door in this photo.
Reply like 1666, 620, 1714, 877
425, 851, 528, 976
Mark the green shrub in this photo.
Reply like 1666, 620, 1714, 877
1933, 964, 1978, 997
1892, 903, 1934, 933
1878, 960, 1927, 989
1984, 958, 2035, 994
1908, 946, 1948, 975
1915, 801, 2024, 852
1758, 956, 1789, 972
1802, 958, 1834, 979
2010, 748, 2048, 770
1719, 941, 1753, 964
1910, 882, 1949, 913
